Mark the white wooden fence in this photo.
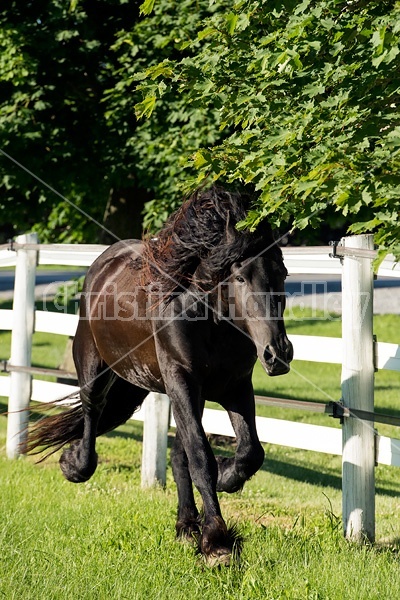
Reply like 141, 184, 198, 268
1, 234, 400, 543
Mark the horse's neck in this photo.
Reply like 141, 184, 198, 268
186, 276, 230, 324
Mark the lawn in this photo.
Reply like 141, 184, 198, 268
1, 303, 400, 598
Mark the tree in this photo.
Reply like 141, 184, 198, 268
0, 0, 228, 242
103, 0, 231, 231
0, 0, 139, 242
136, 0, 400, 258
2, 0, 399, 257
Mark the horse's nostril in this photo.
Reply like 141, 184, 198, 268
263, 346, 275, 364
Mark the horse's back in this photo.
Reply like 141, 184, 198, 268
83, 239, 144, 290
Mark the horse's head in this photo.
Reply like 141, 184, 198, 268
226, 252, 293, 376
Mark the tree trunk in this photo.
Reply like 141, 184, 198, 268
100, 186, 151, 244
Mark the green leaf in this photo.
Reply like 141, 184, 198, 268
348, 218, 383, 233
361, 189, 373, 205
294, 0, 312, 15
371, 26, 386, 55
146, 61, 173, 80
134, 96, 157, 119
198, 26, 216, 41
303, 83, 325, 98
372, 51, 388, 68
386, 127, 400, 148
193, 151, 208, 168
236, 13, 250, 32
140, 0, 156, 16
296, 217, 311, 230
384, 45, 399, 64
226, 13, 238, 36
335, 191, 350, 207
69, 0, 79, 12
296, 180, 318, 192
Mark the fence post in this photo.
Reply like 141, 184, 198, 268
341, 234, 375, 542
6, 233, 38, 459
141, 392, 170, 487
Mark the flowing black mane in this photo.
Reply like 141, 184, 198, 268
143, 186, 280, 294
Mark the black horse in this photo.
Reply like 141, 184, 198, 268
27, 186, 293, 566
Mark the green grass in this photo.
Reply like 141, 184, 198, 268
2, 415, 400, 599
1, 304, 400, 598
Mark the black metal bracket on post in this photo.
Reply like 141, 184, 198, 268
7, 239, 15, 252
329, 240, 344, 263
329, 401, 346, 424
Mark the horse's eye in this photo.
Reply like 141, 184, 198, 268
235, 275, 245, 283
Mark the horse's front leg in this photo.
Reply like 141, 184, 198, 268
216, 378, 265, 493
171, 429, 200, 543
167, 373, 239, 566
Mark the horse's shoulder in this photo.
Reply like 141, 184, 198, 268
83, 240, 143, 291
103, 239, 144, 259
90, 239, 143, 269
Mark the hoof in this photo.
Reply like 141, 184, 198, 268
216, 456, 244, 494
198, 518, 243, 567
203, 548, 232, 568
59, 442, 97, 483
177, 531, 200, 546
176, 519, 201, 546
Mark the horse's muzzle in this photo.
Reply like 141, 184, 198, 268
263, 339, 293, 376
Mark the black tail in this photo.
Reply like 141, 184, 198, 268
24, 401, 84, 459
25, 382, 148, 460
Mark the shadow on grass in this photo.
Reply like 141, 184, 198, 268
104, 427, 143, 444
98, 462, 139, 475
263, 457, 342, 490
261, 457, 400, 498
285, 316, 339, 333
0, 299, 12, 310
375, 538, 400, 554
210, 434, 400, 498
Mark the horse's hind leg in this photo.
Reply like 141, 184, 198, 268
59, 371, 114, 483
59, 322, 115, 483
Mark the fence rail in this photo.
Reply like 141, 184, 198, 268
2, 243, 400, 274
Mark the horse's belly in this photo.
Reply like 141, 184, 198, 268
107, 350, 165, 393
91, 320, 164, 393
114, 358, 165, 393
